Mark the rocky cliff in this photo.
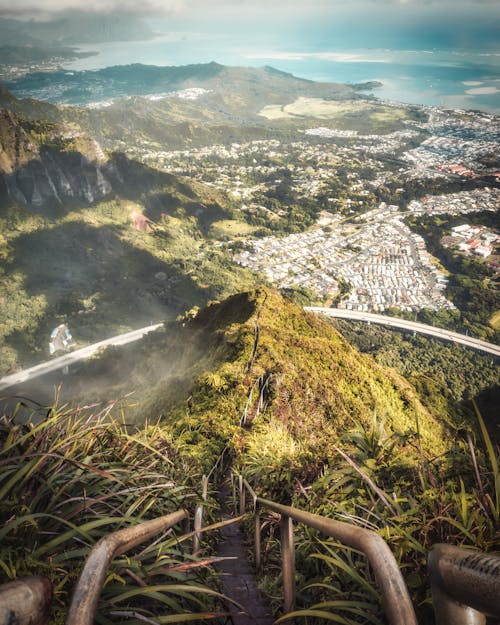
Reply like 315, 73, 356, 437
0, 108, 118, 208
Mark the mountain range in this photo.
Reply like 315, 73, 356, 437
0, 13, 155, 47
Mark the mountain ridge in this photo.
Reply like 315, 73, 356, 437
67, 288, 455, 472
3, 61, 358, 111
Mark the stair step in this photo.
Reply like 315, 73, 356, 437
216, 513, 274, 625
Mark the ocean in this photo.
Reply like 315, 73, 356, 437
8, 28, 500, 113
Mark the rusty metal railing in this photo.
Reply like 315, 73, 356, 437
234, 473, 500, 625
0, 576, 52, 625
0, 470, 214, 625
428, 543, 500, 625
233, 473, 418, 625
65, 509, 188, 625
3, 470, 500, 625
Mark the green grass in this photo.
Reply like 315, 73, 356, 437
243, 409, 500, 624
209, 219, 260, 240
0, 404, 228, 624
0, 184, 260, 375
490, 310, 500, 330
1, 288, 498, 624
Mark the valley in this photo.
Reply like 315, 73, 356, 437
1, 287, 498, 625
0, 45, 498, 625
0, 63, 498, 376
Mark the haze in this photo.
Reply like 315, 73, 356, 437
1, 0, 499, 51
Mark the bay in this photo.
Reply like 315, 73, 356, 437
8, 29, 500, 112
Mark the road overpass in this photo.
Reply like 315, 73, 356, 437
1, 309, 498, 396
0, 324, 164, 393
305, 307, 500, 358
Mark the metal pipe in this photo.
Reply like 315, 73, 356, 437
431, 583, 486, 625
241, 476, 258, 503
429, 544, 500, 624
193, 505, 204, 556
66, 509, 188, 625
254, 506, 262, 572
280, 514, 296, 614
257, 497, 418, 625
239, 474, 246, 515
0, 576, 52, 625
193, 474, 209, 556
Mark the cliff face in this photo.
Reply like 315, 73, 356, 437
0, 108, 118, 208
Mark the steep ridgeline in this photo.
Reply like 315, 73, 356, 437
72, 288, 453, 471
0, 109, 116, 208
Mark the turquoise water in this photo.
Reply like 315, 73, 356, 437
62, 34, 500, 113
6, 12, 500, 113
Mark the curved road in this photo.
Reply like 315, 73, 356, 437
305, 307, 500, 358
0, 324, 163, 393
1, 310, 498, 394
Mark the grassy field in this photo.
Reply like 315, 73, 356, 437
490, 310, 500, 330
209, 219, 260, 239
259, 97, 410, 125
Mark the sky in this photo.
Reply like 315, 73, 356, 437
0, 0, 499, 52
0, 0, 499, 18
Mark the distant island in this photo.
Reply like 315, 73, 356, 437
350, 80, 383, 91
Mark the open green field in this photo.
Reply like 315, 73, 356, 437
259, 97, 410, 123
209, 219, 260, 239
490, 310, 500, 330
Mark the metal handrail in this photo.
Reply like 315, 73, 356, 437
236, 474, 500, 625
0, 576, 52, 625
428, 543, 500, 625
235, 474, 418, 625
4, 474, 499, 625
0, 474, 211, 625
193, 474, 209, 556
65, 509, 188, 625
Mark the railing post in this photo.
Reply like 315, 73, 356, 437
280, 514, 295, 615
193, 474, 208, 556
254, 502, 261, 572
230, 473, 236, 514
0, 576, 52, 625
239, 474, 246, 515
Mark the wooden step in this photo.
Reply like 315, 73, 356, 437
216, 514, 274, 625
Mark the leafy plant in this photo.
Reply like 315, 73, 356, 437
0, 403, 227, 623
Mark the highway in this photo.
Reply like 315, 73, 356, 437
1, 308, 498, 395
0, 323, 164, 393
305, 307, 500, 358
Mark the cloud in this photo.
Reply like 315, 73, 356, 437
0, 0, 186, 16
0, 0, 499, 18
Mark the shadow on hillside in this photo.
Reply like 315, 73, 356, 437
471, 384, 500, 445
67, 290, 259, 418
5, 220, 207, 353
0, 149, 233, 236
108, 154, 234, 234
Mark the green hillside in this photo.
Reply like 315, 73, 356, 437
1, 63, 421, 150
1, 288, 498, 625
71, 288, 453, 467
0, 110, 262, 373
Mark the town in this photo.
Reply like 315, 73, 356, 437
122, 102, 499, 313
442, 222, 499, 259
